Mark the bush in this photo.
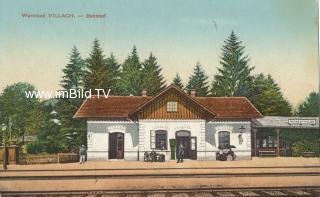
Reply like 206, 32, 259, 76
292, 139, 320, 156
26, 141, 45, 154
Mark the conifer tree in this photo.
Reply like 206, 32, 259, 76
296, 92, 319, 117
250, 74, 292, 116
186, 62, 209, 96
84, 39, 109, 91
60, 46, 84, 90
211, 31, 254, 97
173, 73, 184, 90
141, 53, 166, 96
118, 46, 143, 95
58, 46, 87, 152
105, 53, 121, 95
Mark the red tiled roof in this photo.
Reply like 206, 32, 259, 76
74, 96, 151, 118
74, 95, 262, 119
196, 97, 262, 119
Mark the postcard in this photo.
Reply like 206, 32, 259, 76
0, 0, 319, 196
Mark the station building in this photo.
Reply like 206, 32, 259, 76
75, 85, 264, 161
74, 84, 319, 161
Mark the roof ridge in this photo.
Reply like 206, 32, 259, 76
195, 96, 248, 99
90, 95, 152, 98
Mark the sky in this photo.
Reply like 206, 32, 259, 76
0, 0, 318, 107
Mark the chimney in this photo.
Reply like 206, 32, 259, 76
190, 89, 196, 97
142, 89, 147, 97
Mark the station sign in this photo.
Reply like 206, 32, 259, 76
288, 119, 316, 125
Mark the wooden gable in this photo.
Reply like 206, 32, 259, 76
129, 86, 216, 120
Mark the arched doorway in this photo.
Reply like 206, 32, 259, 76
109, 132, 124, 159
176, 130, 194, 159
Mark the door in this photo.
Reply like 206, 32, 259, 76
176, 137, 191, 158
190, 137, 197, 160
109, 133, 124, 159
170, 139, 176, 160
176, 130, 192, 159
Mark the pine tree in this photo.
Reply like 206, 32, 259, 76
250, 74, 292, 116
211, 31, 254, 97
84, 39, 109, 91
118, 46, 143, 95
186, 62, 209, 96
60, 46, 84, 90
105, 53, 121, 95
296, 92, 319, 117
58, 46, 87, 152
173, 73, 184, 90
141, 53, 166, 96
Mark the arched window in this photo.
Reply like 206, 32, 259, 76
218, 131, 230, 148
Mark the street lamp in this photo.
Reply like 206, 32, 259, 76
238, 125, 246, 145
1, 123, 7, 170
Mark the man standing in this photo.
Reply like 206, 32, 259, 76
79, 145, 86, 164
177, 143, 184, 163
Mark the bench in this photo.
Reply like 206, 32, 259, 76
259, 150, 277, 157
302, 152, 316, 157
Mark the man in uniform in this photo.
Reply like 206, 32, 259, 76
177, 143, 184, 163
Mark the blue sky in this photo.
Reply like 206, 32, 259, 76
0, 0, 318, 106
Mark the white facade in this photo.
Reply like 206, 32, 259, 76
86, 119, 252, 161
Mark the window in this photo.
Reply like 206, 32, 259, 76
191, 137, 196, 150
156, 130, 167, 150
268, 136, 274, 147
150, 130, 167, 150
218, 131, 230, 148
167, 102, 178, 112
258, 136, 277, 148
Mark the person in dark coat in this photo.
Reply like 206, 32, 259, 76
177, 143, 184, 163
79, 145, 87, 164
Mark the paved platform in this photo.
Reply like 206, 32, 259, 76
0, 157, 319, 194
4, 157, 320, 171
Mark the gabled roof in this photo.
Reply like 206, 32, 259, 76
74, 85, 263, 119
128, 84, 217, 119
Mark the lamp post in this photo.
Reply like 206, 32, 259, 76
1, 123, 7, 170
238, 125, 246, 145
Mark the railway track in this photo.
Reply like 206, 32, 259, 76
1, 166, 319, 196
1, 186, 320, 197
1, 171, 320, 180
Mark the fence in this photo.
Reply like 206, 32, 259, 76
19, 153, 78, 164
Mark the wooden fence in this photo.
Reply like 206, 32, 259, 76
19, 153, 78, 164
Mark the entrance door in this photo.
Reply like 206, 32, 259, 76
176, 130, 192, 159
109, 133, 124, 159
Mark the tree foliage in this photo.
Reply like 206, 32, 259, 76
60, 46, 84, 90
0, 82, 39, 142
211, 31, 254, 97
141, 53, 166, 96
296, 92, 319, 117
118, 46, 143, 95
186, 62, 209, 96
250, 74, 292, 116
173, 73, 184, 90
58, 45, 87, 152
105, 53, 121, 95
84, 39, 109, 91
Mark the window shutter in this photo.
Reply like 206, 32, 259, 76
150, 130, 155, 149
